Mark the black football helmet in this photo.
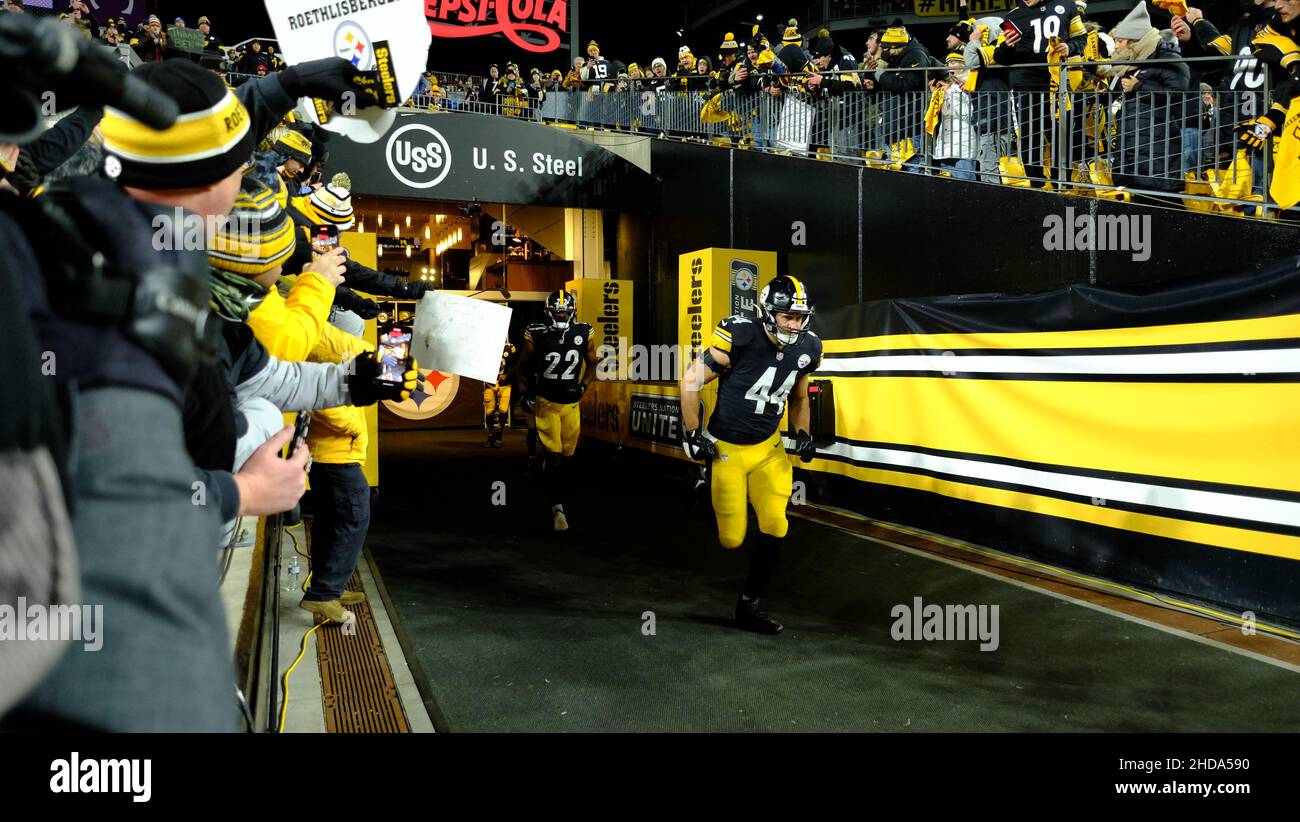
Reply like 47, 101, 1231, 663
759, 275, 814, 345
544, 289, 577, 330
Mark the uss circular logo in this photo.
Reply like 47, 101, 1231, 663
382, 369, 460, 421
386, 123, 452, 189
334, 22, 375, 70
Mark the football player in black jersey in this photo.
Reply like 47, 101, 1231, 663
517, 291, 600, 532
678, 275, 822, 635
483, 340, 516, 448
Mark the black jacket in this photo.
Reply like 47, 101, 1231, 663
814, 46, 859, 95
876, 40, 931, 93
1112, 38, 1190, 189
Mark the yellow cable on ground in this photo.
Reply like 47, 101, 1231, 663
798, 503, 1300, 642
278, 622, 322, 733
278, 522, 320, 733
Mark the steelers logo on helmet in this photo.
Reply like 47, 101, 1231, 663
759, 275, 815, 346
545, 289, 577, 330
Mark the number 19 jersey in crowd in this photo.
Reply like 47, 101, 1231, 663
706, 315, 823, 446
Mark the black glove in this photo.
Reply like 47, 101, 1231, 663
793, 429, 816, 463
682, 428, 716, 463
520, 394, 536, 414
334, 286, 380, 320
280, 58, 387, 108
346, 352, 419, 405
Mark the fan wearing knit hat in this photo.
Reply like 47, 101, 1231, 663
947, 20, 974, 51
100, 58, 254, 212
6, 46, 420, 732
293, 184, 354, 231
781, 18, 802, 46
207, 174, 415, 517
807, 29, 861, 94
278, 171, 431, 301
674, 45, 700, 89
1101, 2, 1190, 189
209, 176, 299, 309
715, 33, 747, 90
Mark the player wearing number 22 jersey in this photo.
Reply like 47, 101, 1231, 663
517, 290, 600, 533
678, 275, 822, 635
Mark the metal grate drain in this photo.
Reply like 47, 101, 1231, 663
307, 529, 410, 733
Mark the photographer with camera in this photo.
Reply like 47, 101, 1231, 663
0, 9, 397, 729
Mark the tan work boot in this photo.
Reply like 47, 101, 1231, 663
339, 591, 366, 605
299, 598, 355, 625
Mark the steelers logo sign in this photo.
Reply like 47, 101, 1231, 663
334, 21, 375, 71
382, 369, 460, 420
734, 268, 754, 291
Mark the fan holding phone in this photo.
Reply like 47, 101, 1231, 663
993, 0, 1080, 61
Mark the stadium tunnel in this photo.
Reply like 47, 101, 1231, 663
226, 109, 1300, 732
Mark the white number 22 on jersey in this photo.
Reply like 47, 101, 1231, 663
745, 367, 797, 414
543, 350, 580, 380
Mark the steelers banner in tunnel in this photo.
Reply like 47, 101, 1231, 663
677, 248, 776, 374
807, 257, 1300, 624
568, 278, 634, 378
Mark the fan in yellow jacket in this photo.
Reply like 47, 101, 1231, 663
247, 257, 418, 624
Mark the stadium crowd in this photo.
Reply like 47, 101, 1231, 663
411, 1, 1300, 207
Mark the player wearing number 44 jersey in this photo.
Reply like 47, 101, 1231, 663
679, 275, 822, 635
517, 290, 600, 532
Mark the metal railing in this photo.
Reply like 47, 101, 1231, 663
403, 57, 1282, 213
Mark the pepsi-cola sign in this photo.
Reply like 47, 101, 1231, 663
425, 0, 569, 53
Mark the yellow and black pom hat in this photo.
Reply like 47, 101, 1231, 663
101, 59, 254, 190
